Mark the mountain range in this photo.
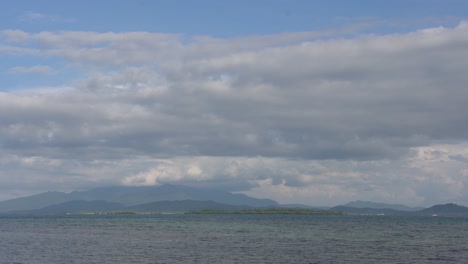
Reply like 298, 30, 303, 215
12, 199, 254, 214
1, 184, 467, 216
329, 203, 468, 216
0, 184, 277, 213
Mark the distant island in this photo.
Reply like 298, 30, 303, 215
1, 184, 467, 216
330, 202, 468, 216
187, 208, 343, 215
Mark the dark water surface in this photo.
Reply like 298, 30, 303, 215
0, 214, 467, 263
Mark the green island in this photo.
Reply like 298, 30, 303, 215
72, 208, 344, 215
78, 211, 162, 215
186, 208, 343, 215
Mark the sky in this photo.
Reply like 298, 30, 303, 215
1, 1, 468, 206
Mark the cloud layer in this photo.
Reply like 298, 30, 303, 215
1, 22, 468, 205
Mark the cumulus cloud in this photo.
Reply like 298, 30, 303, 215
1, 22, 468, 205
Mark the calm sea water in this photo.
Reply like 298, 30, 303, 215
0, 214, 467, 263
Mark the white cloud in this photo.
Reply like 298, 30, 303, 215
19, 12, 47, 22
1, 22, 468, 205
7, 65, 55, 75
17, 11, 74, 24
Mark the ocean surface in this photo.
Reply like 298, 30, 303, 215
0, 214, 467, 263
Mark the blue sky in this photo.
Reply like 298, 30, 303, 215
1, 1, 468, 206
1, 0, 466, 92
2, 0, 467, 35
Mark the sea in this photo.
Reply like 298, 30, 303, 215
0, 214, 467, 263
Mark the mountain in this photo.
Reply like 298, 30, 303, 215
0, 191, 70, 212
70, 184, 278, 207
9, 199, 250, 214
330, 203, 468, 216
418, 203, 468, 216
19, 200, 125, 214
328, 206, 408, 215
343, 200, 423, 211
0, 184, 278, 213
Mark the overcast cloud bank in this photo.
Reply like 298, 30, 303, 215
1, 22, 468, 206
